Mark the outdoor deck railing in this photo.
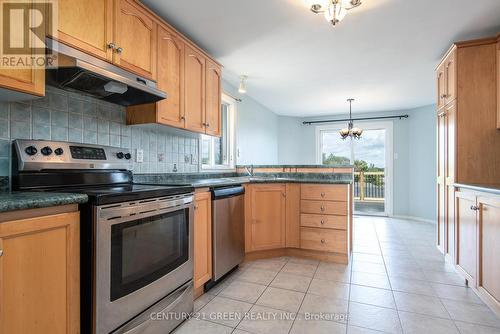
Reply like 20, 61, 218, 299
354, 171, 385, 201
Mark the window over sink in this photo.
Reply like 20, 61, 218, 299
201, 93, 235, 170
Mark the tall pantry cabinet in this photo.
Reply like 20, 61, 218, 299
436, 36, 500, 262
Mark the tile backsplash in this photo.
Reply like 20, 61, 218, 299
0, 86, 200, 178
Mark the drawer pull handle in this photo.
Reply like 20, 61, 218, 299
321, 192, 325, 198
321, 239, 326, 244
470, 205, 479, 211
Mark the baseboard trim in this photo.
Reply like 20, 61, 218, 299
391, 215, 435, 224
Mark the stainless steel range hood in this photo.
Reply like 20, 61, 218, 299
45, 38, 166, 106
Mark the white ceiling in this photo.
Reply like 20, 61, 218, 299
142, 0, 500, 117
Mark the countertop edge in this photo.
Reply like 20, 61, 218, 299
454, 183, 500, 196
0, 193, 89, 214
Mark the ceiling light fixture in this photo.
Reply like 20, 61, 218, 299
305, 0, 362, 26
339, 98, 363, 140
238, 75, 248, 94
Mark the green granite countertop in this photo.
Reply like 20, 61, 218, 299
0, 192, 88, 213
236, 164, 354, 168
145, 176, 353, 189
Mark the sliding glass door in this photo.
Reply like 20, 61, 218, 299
317, 122, 393, 216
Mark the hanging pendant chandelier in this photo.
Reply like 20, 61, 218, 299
305, 0, 362, 26
339, 98, 363, 140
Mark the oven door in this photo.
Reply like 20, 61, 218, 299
95, 194, 194, 334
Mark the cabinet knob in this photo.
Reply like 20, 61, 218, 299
320, 220, 325, 225
470, 205, 479, 211
107, 42, 116, 50
194, 205, 199, 210
116, 47, 123, 54
321, 239, 326, 244
441, 94, 447, 99
320, 192, 325, 198
206, 123, 210, 127
180, 116, 185, 120
320, 206, 325, 212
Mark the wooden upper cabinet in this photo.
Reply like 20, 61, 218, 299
184, 45, 206, 133
444, 50, 457, 105
114, 0, 157, 80
56, 0, 113, 61
193, 191, 212, 289
0, 0, 44, 97
455, 191, 477, 284
156, 25, 185, 128
205, 59, 222, 137
248, 184, 286, 251
0, 211, 80, 334
436, 62, 446, 110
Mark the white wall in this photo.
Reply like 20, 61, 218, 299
223, 80, 279, 165
277, 105, 437, 222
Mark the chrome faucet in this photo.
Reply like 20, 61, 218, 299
244, 165, 254, 177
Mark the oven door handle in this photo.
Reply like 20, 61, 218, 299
113, 281, 193, 334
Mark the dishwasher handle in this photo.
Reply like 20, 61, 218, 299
211, 185, 245, 200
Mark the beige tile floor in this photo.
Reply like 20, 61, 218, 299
174, 216, 500, 334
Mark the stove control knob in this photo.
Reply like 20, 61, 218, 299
124, 153, 131, 160
54, 148, 64, 156
41, 146, 53, 156
116, 152, 124, 159
25, 146, 38, 156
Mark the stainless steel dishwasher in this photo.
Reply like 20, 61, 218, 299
210, 185, 245, 283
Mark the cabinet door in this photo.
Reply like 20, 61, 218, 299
445, 102, 456, 259
285, 183, 300, 248
444, 50, 457, 105
184, 45, 206, 133
437, 110, 446, 253
497, 40, 500, 129
205, 59, 222, 136
249, 184, 286, 251
114, 0, 157, 79
56, 0, 113, 61
194, 191, 212, 289
478, 195, 500, 305
156, 25, 185, 128
0, 212, 79, 334
0, 0, 44, 96
455, 191, 477, 283
436, 63, 446, 110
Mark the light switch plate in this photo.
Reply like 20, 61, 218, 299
136, 149, 144, 163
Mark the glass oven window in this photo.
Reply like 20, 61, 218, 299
110, 208, 189, 301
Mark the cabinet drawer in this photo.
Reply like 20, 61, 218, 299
300, 227, 347, 253
301, 214, 347, 230
301, 184, 347, 202
300, 200, 347, 215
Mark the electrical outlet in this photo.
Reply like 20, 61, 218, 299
158, 153, 165, 162
136, 149, 144, 163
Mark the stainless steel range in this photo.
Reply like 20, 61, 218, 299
12, 139, 195, 334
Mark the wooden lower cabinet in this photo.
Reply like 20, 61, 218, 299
0, 211, 80, 334
477, 194, 500, 314
193, 191, 212, 289
245, 184, 286, 252
455, 187, 500, 316
285, 183, 300, 248
300, 227, 346, 253
455, 191, 477, 283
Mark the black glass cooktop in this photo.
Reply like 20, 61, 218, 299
48, 183, 194, 205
